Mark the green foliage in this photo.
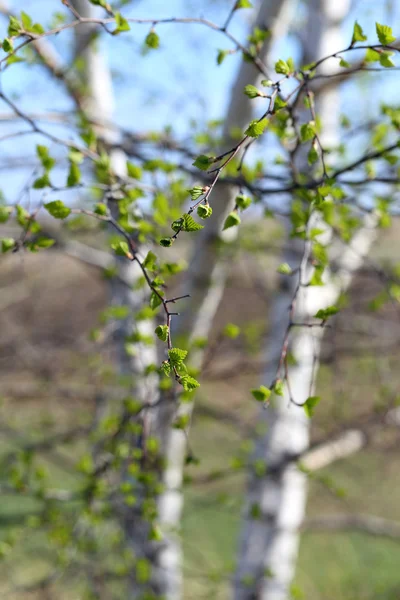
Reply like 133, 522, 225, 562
251, 386, 271, 402
172, 213, 204, 233
236, 195, 252, 210
275, 58, 294, 75
352, 21, 367, 43
235, 0, 253, 8
1, 237, 15, 253
111, 241, 132, 258
223, 211, 241, 230
314, 306, 339, 320
113, 12, 130, 34
244, 84, 262, 99
376, 22, 396, 45
300, 121, 316, 142
197, 204, 213, 219
145, 30, 160, 49
245, 118, 268, 138
223, 323, 240, 339
44, 200, 71, 219
277, 262, 293, 275
155, 325, 169, 342
192, 154, 214, 171
303, 396, 321, 417
168, 348, 188, 369
179, 375, 200, 391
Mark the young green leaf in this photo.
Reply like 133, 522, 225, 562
376, 22, 396, 45
217, 49, 228, 65
113, 12, 130, 34
251, 385, 271, 402
33, 174, 51, 189
223, 323, 240, 339
159, 237, 173, 247
127, 162, 142, 180
245, 118, 268, 138
197, 204, 213, 219
111, 241, 133, 258
168, 347, 188, 366
0, 206, 12, 223
2, 38, 13, 52
8, 16, 22, 37
192, 154, 213, 171
272, 379, 284, 396
303, 396, 321, 417
223, 211, 241, 230
380, 52, 395, 68
244, 84, 262, 99
314, 305, 339, 319
352, 21, 367, 43
1, 238, 15, 253
235, 0, 253, 8
339, 58, 350, 68
300, 121, 316, 142
179, 375, 200, 391
188, 186, 205, 201
67, 162, 81, 187
277, 262, 293, 275
155, 325, 169, 342
143, 250, 157, 271
275, 59, 291, 75
236, 195, 252, 210
44, 200, 71, 219
150, 291, 163, 310
145, 30, 160, 49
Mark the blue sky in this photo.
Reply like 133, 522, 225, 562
0, 0, 399, 206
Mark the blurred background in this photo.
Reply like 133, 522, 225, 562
1, 0, 400, 599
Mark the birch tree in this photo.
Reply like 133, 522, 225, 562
0, 1, 398, 599
234, 1, 379, 598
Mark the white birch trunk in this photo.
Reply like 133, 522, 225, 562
70, 3, 161, 597
157, 2, 297, 598
232, 1, 375, 599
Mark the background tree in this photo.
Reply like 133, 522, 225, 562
0, 1, 399, 599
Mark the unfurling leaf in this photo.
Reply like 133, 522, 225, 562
376, 22, 396, 45
192, 154, 214, 171
179, 375, 200, 392
188, 186, 205, 201
236, 195, 252, 210
155, 325, 169, 342
223, 323, 240, 339
275, 59, 291, 75
223, 211, 241, 230
245, 118, 268, 138
159, 237, 173, 247
244, 84, 262, 99
314, 305, 339, 320
303, 396, 321, 417
277, 262, 293, 275
300, 121, 316, 142
197, 204, 213, 219
168, 347, 188, 366
145, 30, 159, 49
235, 0, 253, 8
44, 200, 71, 219
113, 12, 130, 34
251, 385, 271, 402
352, 21, 367, 43
1, 238, 15, 253
111, 241, 133, 259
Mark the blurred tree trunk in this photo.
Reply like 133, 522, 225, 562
233, 1, 378, 599
157, 2, 297, 599
70, 2, 162, 597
